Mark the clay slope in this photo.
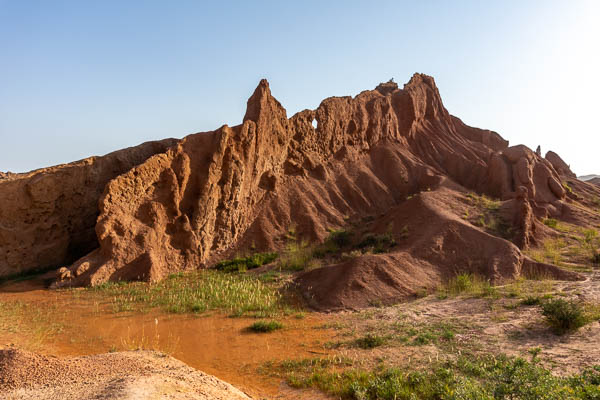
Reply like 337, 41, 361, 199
589, 177, 600, 186
0, 73, 592, 309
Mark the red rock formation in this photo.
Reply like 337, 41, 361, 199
0, 74, 588, 306
545, 151, 576, 178
0, 140, 176, 278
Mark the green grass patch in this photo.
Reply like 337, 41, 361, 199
214, 252, 278, 272
526, 238, 568, 266
86, 270, 290, 317
264, 354, 600, 399
437, 273, 496, 298
279, 241, 319, 271
248, 320, 284, 333
466, 192, 500, 211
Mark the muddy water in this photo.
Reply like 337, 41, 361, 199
0, 280, 336, 399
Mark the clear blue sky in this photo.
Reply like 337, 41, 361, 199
1, 0, 598, 174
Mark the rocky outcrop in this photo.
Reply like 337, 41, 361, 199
546, 151, 576, 178
0, 172, 15, 180
0, 139, 176, 278
590, 177, 600, 186
0, 73, 585, 294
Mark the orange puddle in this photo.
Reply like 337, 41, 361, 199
0, 280, 336, 398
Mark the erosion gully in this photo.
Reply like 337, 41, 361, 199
0, 279, 336, 399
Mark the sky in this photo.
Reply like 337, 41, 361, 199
0, 0, 598, 175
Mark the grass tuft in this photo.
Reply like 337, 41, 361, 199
248, 320, 284, 333
354, 334, 386, 349
438, 273, 496, 298
356, 233, 397, 254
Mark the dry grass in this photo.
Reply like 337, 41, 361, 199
0, 300, 65, 351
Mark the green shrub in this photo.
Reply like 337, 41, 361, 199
312, 229, 352, 258
215, 252, 278, 272
354, 334, 386, 349
356, 233, 397, 253
249, 320, 283, 333
543, 218, 558, 228
541, 299, 587, 334
329, 229, 352, 247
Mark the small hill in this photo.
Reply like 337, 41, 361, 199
1, 73, 598, 310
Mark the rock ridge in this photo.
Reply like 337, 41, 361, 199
0, 73, 593, 303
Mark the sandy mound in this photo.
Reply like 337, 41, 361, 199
0, 348, 250, 400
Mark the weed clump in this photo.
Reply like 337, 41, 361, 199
267, 353, 600, 400
521, 296, 541, 306
438, 273, 496, 298
279, 242, 319, 271
329, 229, 352, 248
249, 320, 283, 333
543, 218, 558, 228
356, 233, 397, 253
540, 299, 586, 334
354, 334, 386, 349
215, 252, 278, 272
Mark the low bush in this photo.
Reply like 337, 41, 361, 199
541, 299, 587, 334
329, 229, 353, 248
354, 334, 386, 349
356, 233, 396, 253
215, 252, 278, 272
